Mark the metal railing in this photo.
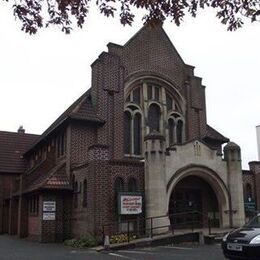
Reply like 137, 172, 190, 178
102, 211, 214, 244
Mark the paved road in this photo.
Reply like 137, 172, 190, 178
0, 235, 226, 260
107, 244, 226, 260
0, 235, 112, 260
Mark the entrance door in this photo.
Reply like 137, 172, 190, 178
169, 176, 219, 228
169, 189, 203, 228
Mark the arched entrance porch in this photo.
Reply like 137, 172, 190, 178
167, 165, 231, 228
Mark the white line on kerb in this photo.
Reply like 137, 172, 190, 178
108, 252, 134, 259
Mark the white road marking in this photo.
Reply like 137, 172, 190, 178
108, 252, 135, 259
159, 245, 193, 250
70, 250, 97, 254
118, 250, 155, 255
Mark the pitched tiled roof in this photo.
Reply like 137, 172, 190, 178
203, 125, 229, 143
22, 161, 71, 193
0, 131, 39, 173
25, 89, 104, 155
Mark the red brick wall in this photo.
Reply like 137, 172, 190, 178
9, 198, 18, 235
70, 124, 96, 164
71, 163, 95, 237
242, 172, 256, 201
71, 160, 144, 238
41, 192, 69, 243
249, 162, 260, 211
0, 174, 18, 233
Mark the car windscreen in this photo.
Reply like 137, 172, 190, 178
245, 215, 260, 228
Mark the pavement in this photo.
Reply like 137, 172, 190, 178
96, 227, 232, 251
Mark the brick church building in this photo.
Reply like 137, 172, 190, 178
0, 25, 259, 242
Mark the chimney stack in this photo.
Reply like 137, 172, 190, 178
17, 126, 25, 134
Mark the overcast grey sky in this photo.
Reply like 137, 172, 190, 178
0, 3, 259, 169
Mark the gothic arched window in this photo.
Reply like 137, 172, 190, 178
148, 104, 160, 132
124, 79, 185, 155
134, 113, 142, 155
82, 179, 87, 208
128, 178, 138, 192
115, 177, 124, 193
124, 111, 131, 154
74, 181, 78, 209
168, 118, 175, 145
177, 120, 183, 144
114, 177, 124, 213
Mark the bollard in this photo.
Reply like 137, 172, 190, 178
104, 235, 110, 250
199, 231, 205, 245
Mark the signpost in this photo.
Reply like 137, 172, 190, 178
244, 198, 256, 214
244, 201, 256, 212
118, 193, 142, 215
43, 201, 56, 212
43, 212, 56, 220
43, 201, 56, 220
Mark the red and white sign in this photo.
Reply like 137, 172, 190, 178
120, 195, 142, 215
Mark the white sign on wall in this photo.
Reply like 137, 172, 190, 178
119, 194, 142, 215
43, 212, 56, 220
43, 201, 56, 212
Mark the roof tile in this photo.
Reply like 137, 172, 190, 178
0, 131, 38, 173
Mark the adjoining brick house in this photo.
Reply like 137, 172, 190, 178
0, 25, 259, 242
0, 128, 38, 235
242, 162, 260, 218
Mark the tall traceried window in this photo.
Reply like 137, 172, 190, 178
124, 111, 131, 154
124, 78, 185, 156
133, 87, 141, 105
148, 104, 160, 132
133, 113, 142, 155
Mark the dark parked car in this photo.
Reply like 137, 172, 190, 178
222, 214, 260, 259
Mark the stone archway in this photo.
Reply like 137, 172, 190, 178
167, 165, 231, 228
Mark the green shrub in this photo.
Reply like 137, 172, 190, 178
64, 235, 98, 248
